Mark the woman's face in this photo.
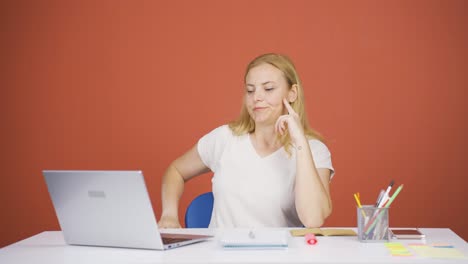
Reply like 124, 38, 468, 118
245, 63, 294, 126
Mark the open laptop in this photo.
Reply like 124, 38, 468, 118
43, 170, 213, 250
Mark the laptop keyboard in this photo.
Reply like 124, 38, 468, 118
162, 237, 191, 245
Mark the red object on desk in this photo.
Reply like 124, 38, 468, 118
305, 233, 317, 245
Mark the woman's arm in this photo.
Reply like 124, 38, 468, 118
275, 98, 332, 227
293, 137, 332, 227
158, 144, 210, 228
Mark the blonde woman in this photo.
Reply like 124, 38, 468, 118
159, 53, 334, 228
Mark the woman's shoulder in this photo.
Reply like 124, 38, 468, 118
203, 124, 235, 140
211, 124, 233, 134
307, 138, 331, 153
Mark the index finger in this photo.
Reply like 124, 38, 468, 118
283, 98, 296, 114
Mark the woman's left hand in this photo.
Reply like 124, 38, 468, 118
275, 98, 306, 145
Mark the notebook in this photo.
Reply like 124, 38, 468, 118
390, 228, 426, 239
220, 229, 289, 249
43, 170, 213, 250
290, 228, 357, 237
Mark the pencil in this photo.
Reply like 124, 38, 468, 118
354, 193, 367, 218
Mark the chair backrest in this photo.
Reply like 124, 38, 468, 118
184, 192, 214, 228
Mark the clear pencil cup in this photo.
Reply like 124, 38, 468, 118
357, 206, 389, 242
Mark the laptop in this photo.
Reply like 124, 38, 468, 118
43, 170, 213, 250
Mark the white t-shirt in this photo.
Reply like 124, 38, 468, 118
197, 125, 334, 228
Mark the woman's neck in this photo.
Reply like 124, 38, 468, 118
251, 125, 280, 149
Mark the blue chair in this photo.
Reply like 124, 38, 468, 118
184, 192, 214, 228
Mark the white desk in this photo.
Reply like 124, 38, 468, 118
0, 228, 467, 264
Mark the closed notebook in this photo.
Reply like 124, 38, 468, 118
220, 229, 288, 249
390, 228, 425, 239
290, 228, 357, 237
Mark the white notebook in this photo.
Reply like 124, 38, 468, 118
220, 229, 289, 249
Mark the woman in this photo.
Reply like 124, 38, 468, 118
158, 53, 334, 228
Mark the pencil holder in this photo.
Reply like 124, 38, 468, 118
357, 206, 389, 242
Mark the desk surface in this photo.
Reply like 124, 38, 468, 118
0, 228, 467, 264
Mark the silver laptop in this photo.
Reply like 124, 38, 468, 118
43, 170, 212, 250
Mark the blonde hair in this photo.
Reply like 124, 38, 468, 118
228, 53, 324, 155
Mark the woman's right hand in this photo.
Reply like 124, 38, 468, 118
158, 215, 182, 228
159, 144, 210, 229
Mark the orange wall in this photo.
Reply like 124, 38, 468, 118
1, 0, 467, 247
